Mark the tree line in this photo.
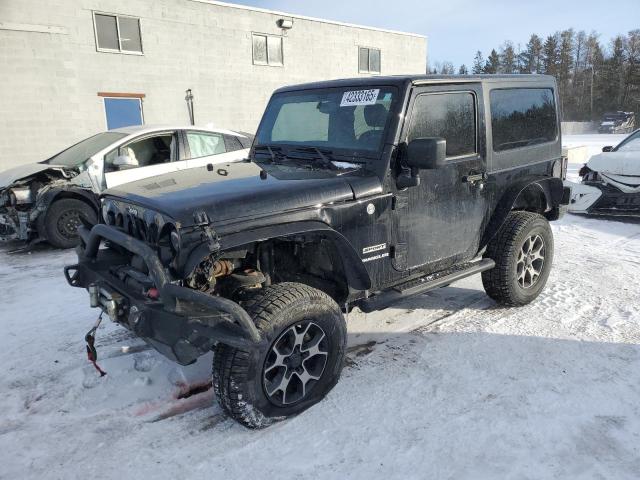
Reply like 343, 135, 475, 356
429, 29, 640, 121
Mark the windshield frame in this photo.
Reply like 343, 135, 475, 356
43, 131, 128, 167
253, 85, 400, 162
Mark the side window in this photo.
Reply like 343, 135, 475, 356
105, 133, 175, 171
490, 88, 557, 152
223, 135, 244, 152
186, 132, 226, 158
104, 148, 118, 171
408, 92, 477, 158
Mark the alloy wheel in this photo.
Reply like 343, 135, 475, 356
516, 234, 545, 289
262, 321, 329, 406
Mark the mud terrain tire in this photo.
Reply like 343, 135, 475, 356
44, 199, 97, 249
212, 282, 347, 429
482, 211, 554, 306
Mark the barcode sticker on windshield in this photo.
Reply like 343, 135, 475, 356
340, 89, 380, 107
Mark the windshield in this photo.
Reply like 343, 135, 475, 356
617, 132, 640, 152
44, 132, 127, 167
255, 86, 398, 158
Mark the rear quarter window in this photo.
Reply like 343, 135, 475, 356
490, 88, 557, 152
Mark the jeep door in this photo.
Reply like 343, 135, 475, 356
104, 130, 184, 188
392, 83, 489, 272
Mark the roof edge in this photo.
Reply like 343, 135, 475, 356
188, 0, 426, 39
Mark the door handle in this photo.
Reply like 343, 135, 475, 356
462, 172, 488, 184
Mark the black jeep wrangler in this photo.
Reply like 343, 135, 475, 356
66, 75, 570, 428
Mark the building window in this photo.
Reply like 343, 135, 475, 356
359, 47, 381, 74
98, 93, 145, 130
252, 33, 283, 66
93, 12, 143, 54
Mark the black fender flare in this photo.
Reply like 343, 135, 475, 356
34, 186, 99, 235
481, 176, 564, 247
38, 186, 99, 211
182, 221, 372, 291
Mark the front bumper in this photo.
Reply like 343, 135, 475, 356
65, 224, 262, 365
0, 209, 30, 241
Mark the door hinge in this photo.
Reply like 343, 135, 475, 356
462, 172, 488, 184
392, 195, 409, 210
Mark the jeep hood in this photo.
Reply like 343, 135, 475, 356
104, 162, 382, 226
0, 163, 72, 189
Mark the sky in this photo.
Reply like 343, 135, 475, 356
228, 0, 639, 69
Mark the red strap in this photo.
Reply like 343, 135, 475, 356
86, 337, 107, 377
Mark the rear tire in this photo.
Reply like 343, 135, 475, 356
482, 211, 554, 306
44, 199, 97, 249
212, 282, 347, 429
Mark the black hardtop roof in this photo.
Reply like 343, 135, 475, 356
274, 74, 557, 94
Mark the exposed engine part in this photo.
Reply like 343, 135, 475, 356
8, 187, 33, 205
212, 259, 234, 278
186, 257, 239, 292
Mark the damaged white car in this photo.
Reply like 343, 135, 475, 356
0, 125, 252, 248
568, 129, 640, 216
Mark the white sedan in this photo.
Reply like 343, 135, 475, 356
0, 125, 252, 248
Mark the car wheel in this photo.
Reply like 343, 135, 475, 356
482, 211, 554, 306
212, 282, 347, 429
44, 199, 97, 249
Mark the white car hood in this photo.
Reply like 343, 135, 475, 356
0, 163, 68, 189
587, 152, 640, 176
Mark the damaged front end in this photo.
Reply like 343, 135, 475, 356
567, 154, 640, 216
0, 185, 36, 241
65, 212, 262, 365
0, 165, 92, 243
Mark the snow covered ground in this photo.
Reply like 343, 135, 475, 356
1, 135, 640, 479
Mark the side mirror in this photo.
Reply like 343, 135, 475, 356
602, 146, 613, 152
406, 137, 446, 169
112, 154, 139, 169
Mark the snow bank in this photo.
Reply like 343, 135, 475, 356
563, 134, 627, 159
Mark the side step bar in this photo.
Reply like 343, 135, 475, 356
358, 258, 495, 313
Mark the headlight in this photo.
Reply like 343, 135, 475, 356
170, 230, 180, 252
9, 187, 33, 205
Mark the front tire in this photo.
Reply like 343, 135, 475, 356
44, 199, 97, 249
482, 211, 554, 306
212, 282, 347, 429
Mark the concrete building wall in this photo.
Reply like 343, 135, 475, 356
0, 0, 427, 170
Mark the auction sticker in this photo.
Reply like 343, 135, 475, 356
340, 89, 379, 107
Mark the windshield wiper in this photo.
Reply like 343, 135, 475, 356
253, 145, 285, 163
287, 147, 338, 170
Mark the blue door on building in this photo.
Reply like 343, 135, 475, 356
104, 97, 143, 130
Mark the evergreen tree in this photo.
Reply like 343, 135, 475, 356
472, 51, 484, 74
458, 64, 469, 75
601, 36, 626, 111
462, 29, 640, 120
622, 29, 640, 110
484, 49, 500, 74
500, 42, 517, 73
542, 34, 560, 76
439, 62, 455, 75
520, 34, 543, 73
